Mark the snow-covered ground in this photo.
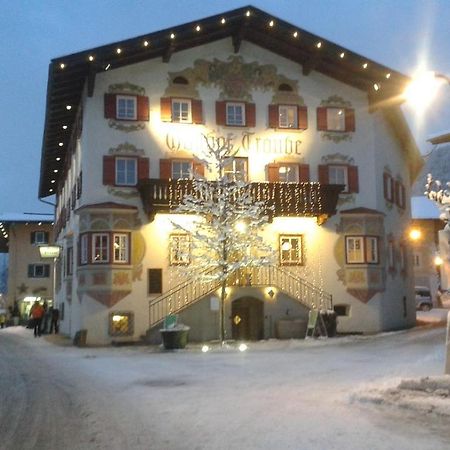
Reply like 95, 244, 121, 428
1, 319, 449, 450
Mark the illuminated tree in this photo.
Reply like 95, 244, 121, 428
171, 135, 274, 344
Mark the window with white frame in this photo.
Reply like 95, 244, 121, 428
279, 235, 303, 265
92, 233, 109, 263
328, 165, 348, 191
326, 108, 345, 131
226, 102, 245, 126
172, 160, 193, 179
278, 105, 298, 129
116, 95, 137, 120
169, 234, 190, 265
346, 236, 379, 264
116, 157, 137, 186
224, 157, 248, 182
171, 99, 191, 123
80, 234, 88, 265
278, 164, 298, 182
113, 234, 129, 263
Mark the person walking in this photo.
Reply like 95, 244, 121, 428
29, 301, 45, 337
49, 307, 59, 334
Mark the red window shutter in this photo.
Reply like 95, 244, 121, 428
137, 96, 149, 121
318, 165, 329, 184
246, 103, 256, 127
103, 156, 116, 185
104, 94, 117, 119
138, 157, 149, 182
267, 164, 280, 182
298, 106, 308, 130
348, 166, 359, 193
215, 101, 226, 126
193, 161, 205, 177
345, 108, 355, 132
160, 159, 172, 179
268, 104, 278, 128
160, 97, 172, 122
191, 99, 203, 124
317, 107, 328, 131
298, 164, 310, 182
383, 173, 389, 200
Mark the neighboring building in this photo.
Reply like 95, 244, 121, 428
0, 214, 55, 319
38, 6, 422, 344
410, 197, 444, 302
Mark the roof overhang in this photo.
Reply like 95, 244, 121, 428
39, 5, 411, 198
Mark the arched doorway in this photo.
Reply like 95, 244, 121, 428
231, 297, 264, 341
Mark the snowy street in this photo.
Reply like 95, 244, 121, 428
0, 325, 449, 450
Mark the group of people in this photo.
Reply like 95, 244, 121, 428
29, 300, 59, 337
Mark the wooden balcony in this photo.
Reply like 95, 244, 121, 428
138, 179, 344, 224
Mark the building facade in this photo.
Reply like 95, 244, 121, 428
0, 215, 55, 320
39, 7, 422, 344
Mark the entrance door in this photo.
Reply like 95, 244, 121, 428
231, 297, 263, 341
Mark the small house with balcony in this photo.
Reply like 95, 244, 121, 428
38, 6, 422, 345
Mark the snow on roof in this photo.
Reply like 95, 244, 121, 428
411, 196, 441, 219
427, 130, 450, 144
0, 212, 54, 223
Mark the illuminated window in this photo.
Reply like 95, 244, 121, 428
116, 157, 137, 186
224, 157, 248, 182
346, 236, 379, 264
278, 164, 298, 182
226, 102, 245, 126
113, 234, 129, 263
278, 105, 298, 128
109, 312, 134, 336
116, 95, 137, 120
172, 99, 192, 123
169, 234, 190, 265
172, 160, 193, 179
92, 233, 109, 263
279, 235, 303, 265
326, 108, 345, 131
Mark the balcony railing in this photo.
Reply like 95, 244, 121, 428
138, 179, 343, 223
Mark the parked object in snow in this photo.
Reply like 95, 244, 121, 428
415, 286, 433, 312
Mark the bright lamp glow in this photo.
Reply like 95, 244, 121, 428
409, 228, 422, 241
434, 255, 443, 266
235, 221, 247, 233
403, 71, 442, 110
201, 345, 209, 353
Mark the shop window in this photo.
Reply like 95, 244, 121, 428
224, 157, 248, 182
279, 235, 304, 265
109, 312, 134, 336
169, 234, 190, 265
345, 236, 379, 264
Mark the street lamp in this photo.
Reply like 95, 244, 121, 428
39, 245, 61, 309
403, 71, 450, 110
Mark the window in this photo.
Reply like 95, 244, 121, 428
31, 231, 49, 245
116, 158, 137, 186
113, 234, 129, 263
278, 165, 298, 182
172, 98, 191, 123
334, 304, 350, 317
66, 247, 73, 276
169, 234, 190, 265
413, 253, 421, 267
279, 105, 298, 129
28, 264, 50, 278
103, 156, 149, 187
172, 160, 193, 179
92, 233, 109, 263
80, 234, 88, 265
279, 235, 303, 265
345, 236, 379, 264
328, 165, 348, 190
148, 269, 163, 294
226, 102, 245, 126
224, 157, 248, 182
383, 173, 394, 203
116, 95, 136, 120
395, 181, 406, 209
317, 107, 355, 132
109, 312, 134, 336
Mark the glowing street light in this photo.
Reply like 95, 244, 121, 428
409, 228, 422, 242
403, 71, 450, 110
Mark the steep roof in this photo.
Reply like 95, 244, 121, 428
39, 5, 414, 198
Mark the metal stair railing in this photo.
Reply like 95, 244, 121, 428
149, 265, 332, 329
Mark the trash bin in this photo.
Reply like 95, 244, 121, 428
74, 329, 87, 347
160, 326, 190, 349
